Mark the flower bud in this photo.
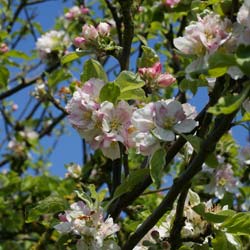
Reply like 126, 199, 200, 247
73, 36, 86, 48
0, 43, 9, 54
157, 73, 176, 87
82, 24, 98, 40
97, 22, 111, 36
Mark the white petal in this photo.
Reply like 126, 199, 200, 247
174, 119, 198, 133
152, 127, 175, 141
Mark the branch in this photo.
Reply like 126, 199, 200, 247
0, 64, 59, 101
118, 0, 134, 70
169, 185, 190, 250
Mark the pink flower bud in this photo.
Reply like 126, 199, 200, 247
157, 73, 176, 87
12, 104, 18, 111
138, 62, 162, 79
58, 213, 68, 222
65, 12, 74, 20
0, 43, 8, 54
82, 24, 98, 40
80, 6, 89, 14
165, 0, 181, 8
73, 36, 86, 48
97, 22, 111, 36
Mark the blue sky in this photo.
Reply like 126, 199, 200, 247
2, 1, 249, 177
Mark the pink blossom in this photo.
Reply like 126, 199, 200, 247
97, 22, 111, 36
131, 100, 197, 155
65, 6, 89, 20
54, 201, 120, 249
237, 0, 250, 27
165, 0, 181, 8
174, 13, 232, 55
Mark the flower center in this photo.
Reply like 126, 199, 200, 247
164, 117, 176, 129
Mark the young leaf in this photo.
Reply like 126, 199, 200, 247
212, 231, 242, 250
61, 49, 91, 65
221, 212, 250, 235
27, 195, 68, 222
47, 68, 71, 87
208, 84, 250, 115
0, 66, 9, 88
137, 46, 160, 67
236, 44, 250, 76
149, 148, 166, 188
115, 71, 145, 93
81, 59, 108, 82
99, 82, 120, 103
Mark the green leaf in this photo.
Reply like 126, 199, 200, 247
115, 71, 145, 93
205, 152, 219, 168
192, 203, 235, 223
105, 169, 149, 209
27, 195, 68, 223
236, 44, 250, 76
0, 66, 9, 88
179, 79, 201, 95
221, 212, 250, 235
61, 49, 91, 65
208, 83, 250, 115
5, 50, 30, 60
241, 112, 250, 122
137, 46, 160, 67
47, 68, 71, 87
99, 82, 120, 103
209, 52, 236, 69
118, 88, 146, 101
149, 148, 166, 188
180, 134, 202, 153
81, 59, 108, 82
208, 67, 228, 77
212, 231, 242, 250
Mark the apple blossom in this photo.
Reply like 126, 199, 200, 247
36, 30, 70, 60
66, 78, 105, 143
93, 100, 134, 160
165, 0, 181, 8
174, 13, 232, 55
54, 201, 120, 250
237, 0, 250, 27
132, 100, 197, 155
65, 163, 82, 179
65, 6, 89, 20
204, 163, 239, 199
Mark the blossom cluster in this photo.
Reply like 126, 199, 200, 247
173, 0, 250, 80
66, 78, 197, 159
174, 12, 232, 55
54, 201, 120, 250
74, 22, 111, 50
65, 5, 89, 21
134, 191, 222, 249
36, 30, 71, 61
138, 62, 176, 90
